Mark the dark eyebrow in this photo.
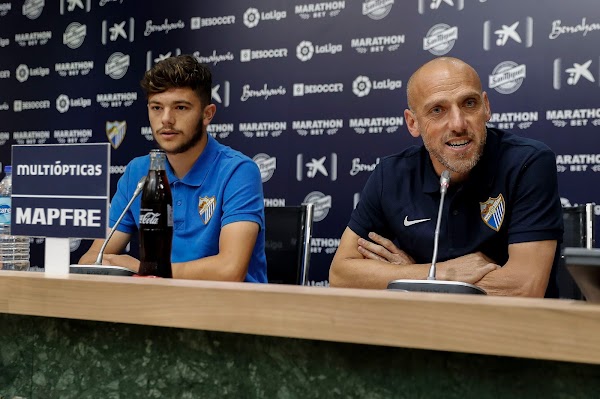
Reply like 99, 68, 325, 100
148, 99, 194, 106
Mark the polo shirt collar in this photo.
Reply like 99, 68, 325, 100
421, 128, 499, 194
165, 134, 219, 187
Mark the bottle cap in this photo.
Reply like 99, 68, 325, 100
4, 165, 11, 174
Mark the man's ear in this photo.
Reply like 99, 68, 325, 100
482, 91, 491, 122
203, 104, 216, 126
404, 109, 420, 138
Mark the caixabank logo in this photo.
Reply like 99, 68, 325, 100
295, 1, 345, 20
296, 153, 337, 181
553, 58, 598, 90
418, 0, 464, 14
483, 17, 534, 51
101, 18, 134, 45
60, 0, 91, 14
146, 48, 181, 71
488, 61, 526, 94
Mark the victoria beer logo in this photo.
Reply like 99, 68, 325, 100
139, 149, 173, 277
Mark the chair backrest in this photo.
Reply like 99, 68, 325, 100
264, 204, 314, 285
556, 204, 595, 299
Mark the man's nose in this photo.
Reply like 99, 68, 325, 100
161, 108, 175, 126
448, 106, 468, 133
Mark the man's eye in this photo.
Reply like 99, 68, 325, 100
431, 107, 442, 114
465, 99, 476, 107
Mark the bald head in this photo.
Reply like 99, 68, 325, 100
406, 57, 483, 111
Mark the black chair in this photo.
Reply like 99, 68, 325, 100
264, 204, 314, 285
556, 204, 595, 299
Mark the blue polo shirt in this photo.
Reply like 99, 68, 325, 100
349, 128, 563, 269
109, 135, 267, 283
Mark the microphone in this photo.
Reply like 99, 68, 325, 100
70, 176, 146, 276
387, 170, 487, 295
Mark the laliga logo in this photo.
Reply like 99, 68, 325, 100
16, 64, 29, 82
352, 76, 402, 97
56, 94, 70, 113
297, 41, 314, 61
353, 76, 372, 97
244, 8, 260, 28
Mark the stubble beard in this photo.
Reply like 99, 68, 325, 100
155, 120, 204, 155
423, 131, 487, 175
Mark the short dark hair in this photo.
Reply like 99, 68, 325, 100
140, 54, 212, 106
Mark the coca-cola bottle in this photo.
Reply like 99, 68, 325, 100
139, 149, 173, 277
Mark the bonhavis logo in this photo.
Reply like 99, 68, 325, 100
140, 212, 160, 224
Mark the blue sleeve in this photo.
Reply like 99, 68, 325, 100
109, 162, 138, 234
221, 158, 265, 230
348, 163, 392, 239
508, 148, 563, 244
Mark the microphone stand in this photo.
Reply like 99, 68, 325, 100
387, 170, 487, 295
70, 176, 146, 276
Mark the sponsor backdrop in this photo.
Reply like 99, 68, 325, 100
0, 0, 598, 283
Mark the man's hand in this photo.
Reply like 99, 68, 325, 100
357, 232, 415, 265
102, 254, 140, 273
438, 252, 498, 284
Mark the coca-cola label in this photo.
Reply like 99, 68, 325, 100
167, 204, 173, 226
140, 211, 161, 225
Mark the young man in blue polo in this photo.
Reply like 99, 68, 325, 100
79, 55, 267, 283
329, 57, 562, 297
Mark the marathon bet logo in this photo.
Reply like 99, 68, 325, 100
487, 112, 538, 131
296, 40, 342, 61
264, 198, 286, 207
140, 126, 153, 141
144, 18, 185, 36
423, 23, 458, 55
303, 191, 332, 222
362, 0, 394, 20
293, 82, 343, 97
55, 60, 94, 77
296, 153, 337, 181
53, 129, 93, 144
105, 52, 130, 79
146, 48, 181, 71
96, 92, 137, 108
295, 1, 345, 20
253, 153, 277, 183
240, 47, 288, 62
207, 123, 234, 139
352, 75, 402, 97
483, 18, 533, 51
239, 121, 286, 138
15, 31, 52, 47
350, 157, 380, 176
60, 0, 91, 14
292, 119, 343, 136
0, 37, 9, 47
351, 34, 405, 54
0, 69, 9, 79
13, 130, 50, 145
193, 50, 234, 66
349, 116, 404, 134
63, 22, 87, 49
0, 102, 9, 111
243, 7, 286, 28
101, 18, 135, 45
553, 58, 597, 90
311, 237, 340, 255
549, 18, 600, 40
56, 94, 92, 113
211, 81, 230, 108
240, 84, 286, 102
489, 61, 526, 94
15, 64, 50, 83
22, 0, 44, 20
0, 132, 9, 146
0, 2, 11, 17
546, 108, 600, 128
190, 15, 235, 30
556, 154, 600, 174
418, 0, 464, 14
